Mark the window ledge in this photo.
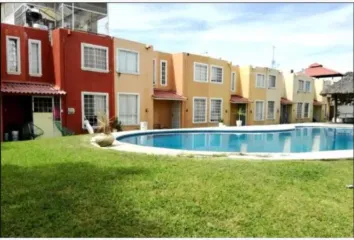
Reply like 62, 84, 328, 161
193, 121, 207, 124
29, 73, 43, 77
117, 71, 140, 76
210, 81, 223, 84
7, 71, 21, 75
194, 80, 208, 83
82, 67, 109, 73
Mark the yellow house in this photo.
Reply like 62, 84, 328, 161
113, 37, 154, 130
239, 65, 283, 125
282, 71, 315, 123
169, 52, 240, 128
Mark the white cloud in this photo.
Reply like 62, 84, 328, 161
106, 3, 353, 73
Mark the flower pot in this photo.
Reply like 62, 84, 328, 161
218, 122, 224, 127
236, 120, 242, 126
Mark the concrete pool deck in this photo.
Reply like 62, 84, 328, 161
92, 123, 354, 161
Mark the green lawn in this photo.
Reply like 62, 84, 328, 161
1, 135, 353, 237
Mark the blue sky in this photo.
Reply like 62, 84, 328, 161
98, 3, 353, 73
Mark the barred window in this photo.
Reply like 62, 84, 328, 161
298, 80, 304, 92
194, 63, 208, 82
160, 60, 167, 86
268, 75, 276, 88
29, 39, 42, 76
297, 103, 303, 118
304, 103, 310, 118
255, 101, 264, 121
305, 81, 311, 93
267, 101, 275, 119
81, 43, 108, 72
117, 49, 139, 74
231, 72, 236, 91
6, 36, 21, 74
82, 92, 108, 128
193, 97, 207, 123
211, 66, 223, 83
256, 74, 265, 88
210, 99, 222, 122
153, 59, 156, 86
118, 93, 139, 125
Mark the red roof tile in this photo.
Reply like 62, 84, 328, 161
302, 63, 343, 77
152, 89, 186, 101
230, 95, 250, 103
313, 100, 323, 106
1, 82, 66, 95
281, 97, 293, 105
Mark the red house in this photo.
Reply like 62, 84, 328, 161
1, 23, 114, 141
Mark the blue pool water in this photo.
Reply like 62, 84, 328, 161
117, 127, 354, 153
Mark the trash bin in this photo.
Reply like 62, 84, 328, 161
12, 131, 19, 141
4, 133, 9, 141
140, 121, 148, 131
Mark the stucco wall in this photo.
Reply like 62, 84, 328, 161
113, 37, 154, 130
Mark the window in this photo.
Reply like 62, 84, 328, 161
118, 93, 139, 125
267, 101, 275, 119
231, 72, 236, 92
304, 103, 310, 118
194, 62, 208, 82
210, 66, 223, 83
81, 92, 109, 128
298, 80, 304, 92
256, 74, 265, 88
6, 36, 21, 74
160, 60, 167, 86
268, 75, 276, 88
255, 101, 264, 121
117, 49, 139, 74
152, 59, 156, 86
297, 102, 303, 118
193, 97, 207, 123
305, 81, 311, 93
81, 43, 108, 72
210, 98, 223, 123
28, 39, 42, 76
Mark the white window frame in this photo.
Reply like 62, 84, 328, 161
193, 97, 208, 124
6, 36, 21, 75
298, 80, 304, 92
297, 102, 303, 119
28, 39, 42, 77
160, 60, 168, 86
193, 62, 209, 83
267, 101, 275, 120
81, 91, 109, 129
254, 100, 265, 121
209, 98, 223, 123
152, 58, 156, 86
81, 43, 109, 73
255, 73, 265, 88
116, 48, 140, 75
231, 72, 237, 92
117, 92, 140, 126
268, 74, 276, 89
210, 65, 224, 84
303, 102, 310, 118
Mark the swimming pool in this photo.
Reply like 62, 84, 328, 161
117, 127, 353, 153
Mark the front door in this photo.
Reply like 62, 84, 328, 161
237, 104, 246, 126
32, 96, 55, 138
280, 104, 288, 123
171, 101, 181, 128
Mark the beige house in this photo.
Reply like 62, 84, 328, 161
282, 71, 315, 123
239, 66, 283, 125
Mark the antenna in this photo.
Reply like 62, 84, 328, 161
271, 45, 276, 69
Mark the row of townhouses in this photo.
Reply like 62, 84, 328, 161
1, 4, 344, 140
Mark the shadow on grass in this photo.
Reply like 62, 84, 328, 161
1, 162, 160, 237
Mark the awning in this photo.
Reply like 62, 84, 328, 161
152, 89, 186, 101
1, 81, 66, 95
281, 97, 293, 105
313, 100, 323, 106
230, 95, 250, 103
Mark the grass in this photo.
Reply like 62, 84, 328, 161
1, 135, 353, 237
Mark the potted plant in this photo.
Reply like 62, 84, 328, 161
92, 113, 115, 147
218, 118, 224, 127
110, 117, 122, 132
236, 108, 246, 126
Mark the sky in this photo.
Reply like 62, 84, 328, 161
98, 3, 353, 73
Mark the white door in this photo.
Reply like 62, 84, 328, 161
171, 101, 181, 128
32, 96, 55, 138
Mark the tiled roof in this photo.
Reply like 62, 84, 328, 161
281, 97, 293, 105
230, 95, 250, 103
301, 63, 343, 77
1, 81, 66, 95
313, 100, 323, 106
152, 89, 186, 101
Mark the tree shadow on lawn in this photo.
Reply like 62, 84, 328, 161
1, 162, 161, 237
